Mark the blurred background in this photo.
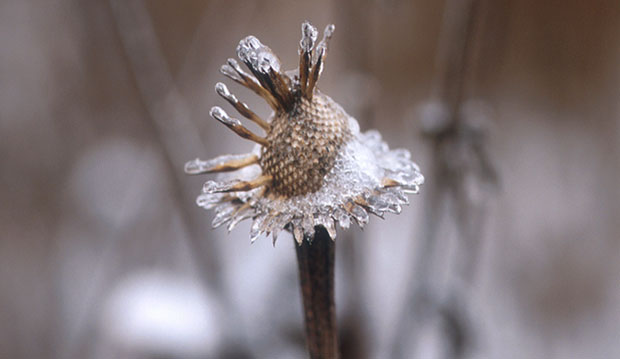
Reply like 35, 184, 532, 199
1, 0, 619, 358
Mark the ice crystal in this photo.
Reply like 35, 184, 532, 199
186, 21, 424, 244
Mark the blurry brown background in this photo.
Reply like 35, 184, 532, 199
1, 1, 619, 358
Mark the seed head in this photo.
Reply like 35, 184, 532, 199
186, 22, 424, 244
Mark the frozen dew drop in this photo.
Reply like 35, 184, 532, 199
324, 24, 335, 38
184, 158, 203, 174
215, 82, 236, 102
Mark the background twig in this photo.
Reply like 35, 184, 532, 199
391, 0, 498, 357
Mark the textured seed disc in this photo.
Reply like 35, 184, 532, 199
260, 92, 351, 198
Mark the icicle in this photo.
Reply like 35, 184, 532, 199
250, 214, 268, 243
212, 206, 236, 228
349, 203, 369, 226
333, 207, 351, 229
316, 214, 337, 239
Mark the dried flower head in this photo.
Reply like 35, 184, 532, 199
185, 22, 424, 244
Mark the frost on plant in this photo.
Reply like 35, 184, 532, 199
185, 21, 424, 244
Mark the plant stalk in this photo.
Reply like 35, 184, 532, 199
295, 226, 339, 359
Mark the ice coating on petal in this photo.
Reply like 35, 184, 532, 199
237, 36, 281, 74
185, 154, 255, 175
315, 24, 335, 55
196, 192, 224, 209
220, 64, 240, 81
387, 171, 425, 194
210, 106, 241, 127
300, 22, 318, 52
367, 195, 391, 214
225, 58, 245, 76
215, 82, 236, 102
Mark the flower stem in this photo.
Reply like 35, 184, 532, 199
295, 226, 339, 359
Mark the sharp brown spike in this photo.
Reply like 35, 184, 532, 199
305, 25, 335, 99
300, 51, 311, 95
265, 68, 295, 111
241, 64, 293, 112
306, 46, 324, 98
299, 22, 318, 97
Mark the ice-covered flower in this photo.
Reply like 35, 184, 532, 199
185, 22, 424, 244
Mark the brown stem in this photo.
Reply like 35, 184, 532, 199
295, 226, 339, 359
